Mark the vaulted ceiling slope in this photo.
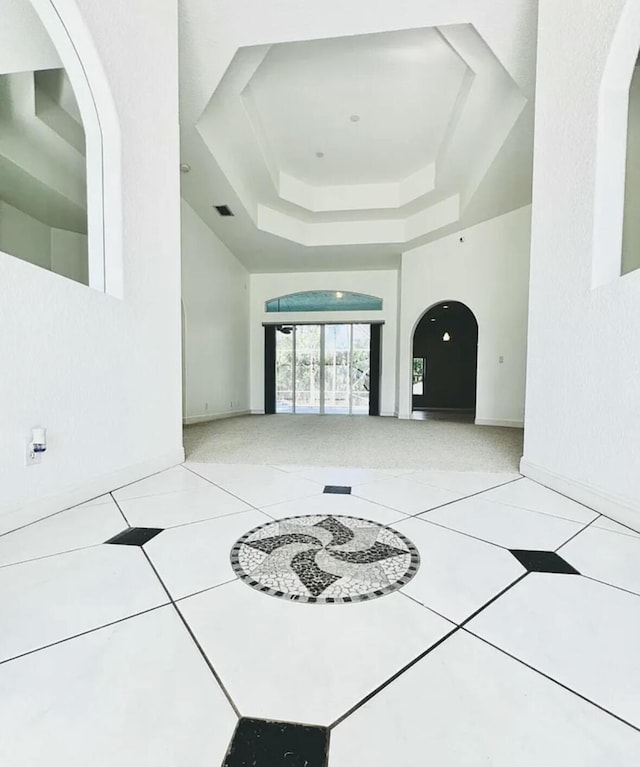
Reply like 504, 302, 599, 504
179, 0, 537, 272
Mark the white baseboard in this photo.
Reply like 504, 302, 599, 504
184, 409, 250, 425
475, 418, 524, 428
520, 458, 640, 532
251, 409, 265, 415
0, 448, 185, 536
380, 411, 398, 418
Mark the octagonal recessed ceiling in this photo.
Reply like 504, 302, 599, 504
194, 24, 526, 249
178, 0, 537, 271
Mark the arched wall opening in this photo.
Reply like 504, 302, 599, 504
592, 0, 640, 286
1, 0, 123, 295
411, 300, 478, 416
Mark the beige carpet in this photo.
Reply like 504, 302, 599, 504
184, 415, 523, 472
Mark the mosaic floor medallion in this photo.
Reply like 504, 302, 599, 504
230, 515, 420, 604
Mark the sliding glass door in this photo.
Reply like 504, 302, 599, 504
275, 324, 371, 415
294, 324, 322, 414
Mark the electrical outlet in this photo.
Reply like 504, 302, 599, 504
499, 355, 504, 364
205, 402, 209, 411
26, 442, 42, 466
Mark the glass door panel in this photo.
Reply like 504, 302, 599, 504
273, 323, 372, 415
323, 324, 351, 414
294, 325, 321, 414
275, 326, 294, 413
351, 324, 371, 414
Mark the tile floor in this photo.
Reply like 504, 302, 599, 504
1, 462, 639, 765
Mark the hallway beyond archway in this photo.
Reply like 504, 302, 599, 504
412, 301, 478, 418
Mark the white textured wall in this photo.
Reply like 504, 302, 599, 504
0, 0, 182, 531
523, 0, 640, 525
181, 200, 249, 423
0, 201, 51, 271
398, 205, 531, 426
50, 227, 88, 284
249, 270, 399, 415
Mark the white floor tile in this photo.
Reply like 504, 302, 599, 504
261, 492, 408, 526
179, 579, 453, 725
0, 546, 168, 662
352, 477, 460, 514
145, 509, 270, 600
113, 465, 210, 501
117, 484, 250, 529
559, 525, 640, 595
0, 607, 236, 767
423, 496, 585, 549
468, 573, 640, 728
395, 518, 525, 623
481, 478, 598, 524
593, 517, 640, 537
186, 462, 322, 508
406, 469, 521, 496
330, 630, 640, 767
0, 498, 126, 567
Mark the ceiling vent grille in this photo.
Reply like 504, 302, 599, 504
214, 204, 234, 217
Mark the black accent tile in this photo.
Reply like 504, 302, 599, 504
105, 527, 163, 546
510, 549, 580, 575
323, 485, 351, 495
223, 718, 329, 767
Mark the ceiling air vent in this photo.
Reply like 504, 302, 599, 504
214, 204, 234, 217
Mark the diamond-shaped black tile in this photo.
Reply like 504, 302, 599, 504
105, 527, 163, 546
323, 485, 351, 495
510, 549, 579, 575
223, 718, 328, 767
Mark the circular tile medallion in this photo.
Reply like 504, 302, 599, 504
230, 514, 420, 604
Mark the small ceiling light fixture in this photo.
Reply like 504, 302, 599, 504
214, 205, 234, 217
443, 305, 449, 309
443, 332, 451, 342
430, 318, 437, 322
316, 151, 325, 158
180, 163, 191, 174
336, 291, 344, 298
350, 114, 361, 122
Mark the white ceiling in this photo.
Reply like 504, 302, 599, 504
178, 0, 538, 272
243, 29, 467, 186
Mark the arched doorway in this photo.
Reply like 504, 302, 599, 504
411, 301, 478, 419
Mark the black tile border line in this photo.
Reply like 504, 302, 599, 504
138, 545, 241, 718
463, 629, 640, 736
330, 568, 640, 737
0, 602, 170, 669
328, 572, 529, 729
110, 494, 241, 717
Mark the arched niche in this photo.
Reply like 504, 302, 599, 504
411, 300, 478, 413
593, 0, 640, 286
